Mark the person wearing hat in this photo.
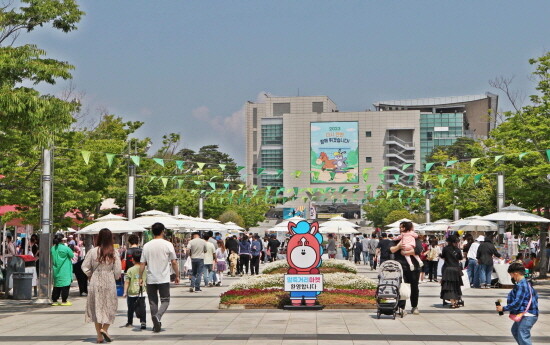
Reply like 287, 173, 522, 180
466, 235, 484, 288
476, 234, 501, 289
440, 235, 463, 308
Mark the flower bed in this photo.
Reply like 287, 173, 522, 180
230, 272, 376, 290
220, 288, 376, 308
262, 259, 358, 274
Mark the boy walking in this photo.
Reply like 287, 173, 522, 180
124, 251, 146, 329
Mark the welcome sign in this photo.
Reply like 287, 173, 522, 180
310, 122, 359, 183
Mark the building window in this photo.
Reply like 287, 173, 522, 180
427, 132, 432, 141
261, 124, 283, 145
273, 103, 290, 116
312, 102, 323, 113
252, 108, 257, 128
365, 157, 372, 163
253, 131, 257, 151
365, 131, 372, 137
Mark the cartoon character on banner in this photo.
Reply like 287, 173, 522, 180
287, 221, 323, 306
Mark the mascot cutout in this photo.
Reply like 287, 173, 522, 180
286, 220, 323, 306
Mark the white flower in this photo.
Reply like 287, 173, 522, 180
229, 272, 376, 290
261, 259, 357, 274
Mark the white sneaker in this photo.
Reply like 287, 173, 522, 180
411, 307, 420, 315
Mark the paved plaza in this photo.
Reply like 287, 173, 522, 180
0, 265, 548, 345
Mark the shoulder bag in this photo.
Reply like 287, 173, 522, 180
399, 281, 411, 300
509, 284, 533, 322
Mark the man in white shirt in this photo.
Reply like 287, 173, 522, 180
202, 233, 217, 287
139, 223, 179, 333
467, 235, 483, 288
188, 231, 206, 293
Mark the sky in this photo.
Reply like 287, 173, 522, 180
23, 0, 550, 164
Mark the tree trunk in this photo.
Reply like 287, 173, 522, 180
539, 207, 549, 279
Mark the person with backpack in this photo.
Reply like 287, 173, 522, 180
496, 262, 539, 345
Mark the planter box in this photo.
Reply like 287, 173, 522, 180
219, 303, 376, 310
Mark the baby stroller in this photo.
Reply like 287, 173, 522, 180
375, 260, 405, 319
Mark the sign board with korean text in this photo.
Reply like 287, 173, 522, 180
284, 274, 324, 292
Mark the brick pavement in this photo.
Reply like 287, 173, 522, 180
0, 264, 548, 345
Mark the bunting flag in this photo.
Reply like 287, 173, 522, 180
474, 174, 483, 185
193, 180, 202, 186
153, 158, 165, 167
446, 160, 458, 167
257, 168, 265, 175
81, 150, 91, 165
176, 160, 185, 169
381, 166, 392, 172
223, 183, 230, 190
147, 176, 156, 184
196, 162, 206, 171
161, 177, 168, 188
238, 184, 245, 190
312, 171, 320, 180
438, 175, 448, 186
494, 155, 503, 163
346, 172, 354, 181
457, 176, 465, 186
177, 179, 184, 188
386, 190, 393, 199
518, 152, 529, 161
106, 153, 116, 167
407, 174, 415, 183
425, 162, 435, 172
292, 170, 302, 178
130, 155, 140, 166
470, 157, 481, 167
293, 187, 299, 195
208, 182, 216, 190
276, 169, 284, 177
237, 166, 245, 172
547, 149, 550, 162
378, 174, 385, 183
329, 172, 336, 180
402, 163, 412, 171
218, 163, 226, 171
451, 174, 457, 183
393, 174, 400, 183
422, 174, 429, 183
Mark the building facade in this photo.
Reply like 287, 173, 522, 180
246, 93, 497, 191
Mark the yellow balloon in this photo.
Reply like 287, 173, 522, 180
458, 230, 464, 236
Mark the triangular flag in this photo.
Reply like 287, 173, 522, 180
451, 174, 457, 183
147, 176, 156, 184
474, 174, 483, 185
312, 171, 320, 181
292, 170, 302, 178
494, 155, 503, 163
378, 174, 385, 183
422, 174, 429, 183
393, 174, 400, 183
346, 172, 354, 181
237, 166, 245, 172
446, 160, 458, 167
518, 152, 529, 160
425, 162, 435, 172
197, 162, 206, 170
106, 153, 116, 167
470, 158, 481, 167
402, 163, 412, 171
457, 176, 465, 186
329, 172, 336, 181
208, 182, 216, 190
176, 160, 185, 169
130, 155, 140, 166
407, 174, 415, 183
381, 166, 392, 172
161, 177, 168, 188
223, 183, 230, 190
276, 169, 284, 176
193, 180, 202, 186
177, 179, 184, 188
257, 168, 265, 175
438, 175, 448, 186
218, 163, 226, 171
546, 150, 550, 162
81, 150, 91, 165
153, 158, 165, 167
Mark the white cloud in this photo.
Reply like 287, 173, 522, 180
311, 125, 321, 131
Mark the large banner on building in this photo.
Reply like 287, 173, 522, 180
310, 122, 359, 183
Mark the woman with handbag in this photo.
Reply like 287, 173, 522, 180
82, 228, 122, 343
496, 262, 538, 345
440, 235, 463, 309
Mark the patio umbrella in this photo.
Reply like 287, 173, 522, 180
319, 215, 360, 228
419, 219, 453, 232
130, 214, 186, 229
385, 218, 420, 228
77, 213, 147, 234
224, 221, 244, 231
449, 216, 498, 232
138, 210, 170, 216
480, 205, 550, 223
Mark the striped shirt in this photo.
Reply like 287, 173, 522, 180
503, 278, 538, 316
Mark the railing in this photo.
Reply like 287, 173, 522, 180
385, 148, 415, 159
386, 135, 415, 147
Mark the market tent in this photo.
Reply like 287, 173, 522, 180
319, 216, 360, 235
129, 213, 186, 229
385, 218, 420, 228
77, 213, 147, 234
449, 216, 498, 232
138, 210, 170, 216
224, 221, 244, 231
419, 219, 453, 232
480, 205, 550, 223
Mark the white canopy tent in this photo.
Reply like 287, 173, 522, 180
77, 213, 147, 234
419, 219, 453, 232
319, 216, 360, 235
449, 216, 498, 232
385, 218, 420, 228
480, 205, 550, 223
129, 213, 186, 230
224, 221, 244, 231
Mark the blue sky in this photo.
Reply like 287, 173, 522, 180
25, 0, 550, 164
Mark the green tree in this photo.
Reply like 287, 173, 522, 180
363, 199, 406, 228
483, 52, 550, 277
218, 210, 245, 228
